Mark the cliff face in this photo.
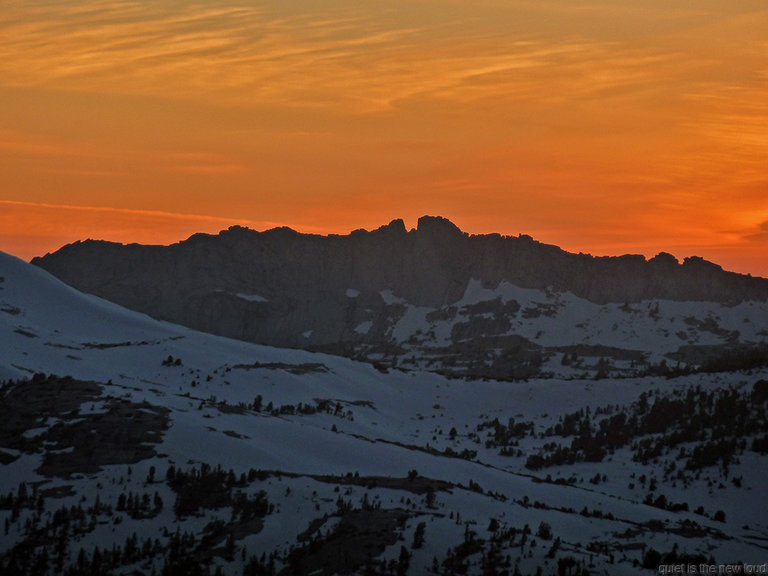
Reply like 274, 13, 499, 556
32, 216, 768, 379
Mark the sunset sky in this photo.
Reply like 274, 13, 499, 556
1, 1, 767, 276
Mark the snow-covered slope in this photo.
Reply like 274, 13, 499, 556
372, 278, 768, 378
2, 251, 767, 576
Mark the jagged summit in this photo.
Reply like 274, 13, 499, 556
376, 218, 408, 235
37, 217, 744, 288
31, 215, 768, 308
416, 215, 466, 236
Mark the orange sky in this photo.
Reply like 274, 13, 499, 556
1, 1, 767, 276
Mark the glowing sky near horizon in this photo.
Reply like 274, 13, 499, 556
1, 1, 767, 276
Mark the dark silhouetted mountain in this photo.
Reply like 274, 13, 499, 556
31, 216, 768, 379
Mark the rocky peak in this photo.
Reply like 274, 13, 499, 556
416, 215, 466, 238
648, 252, 679, 267
363, 218, 408, 238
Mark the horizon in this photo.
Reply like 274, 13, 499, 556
1, 2, 767, 277
11, 211, 767, 280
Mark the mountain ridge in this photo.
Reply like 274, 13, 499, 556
34, 215, 768, 306
31, 216, 768, 380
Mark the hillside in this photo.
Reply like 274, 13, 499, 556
2, 251, 768, 575
32, 217, 768, 380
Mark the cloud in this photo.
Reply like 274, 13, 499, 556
0, 199, 254, 228
3, 0, 763, 121
0, 2, 415, 111
166, 164, 249, 175
0, 1, 699, 114
0, 126, 250, 183
161, 152, 251, 175
0, 129, 90, 158
0, 201, 282, 261
744, 220, 768, 243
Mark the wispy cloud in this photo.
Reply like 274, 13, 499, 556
0, 129, 88, 158
0, 200, 286, 261
0, 126, 249, 181
0, 199, 257, 228
744, 221, 768, 243
0, 2, 415, 111
0, 1, 699, 113
166, 163, 249, 175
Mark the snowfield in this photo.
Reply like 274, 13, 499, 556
379, 277, 768, 376
1, 251, 767, 576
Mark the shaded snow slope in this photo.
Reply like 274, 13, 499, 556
2, 251, 767, 576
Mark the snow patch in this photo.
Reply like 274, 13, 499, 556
346, 288, 360, 298
379, 289, 405, 305
458, 278, 545, 307
391, 306, 430, 342
354, 321, 373, 335
235, 292, 268, 303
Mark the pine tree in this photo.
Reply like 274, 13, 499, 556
413, 522, 426, 548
